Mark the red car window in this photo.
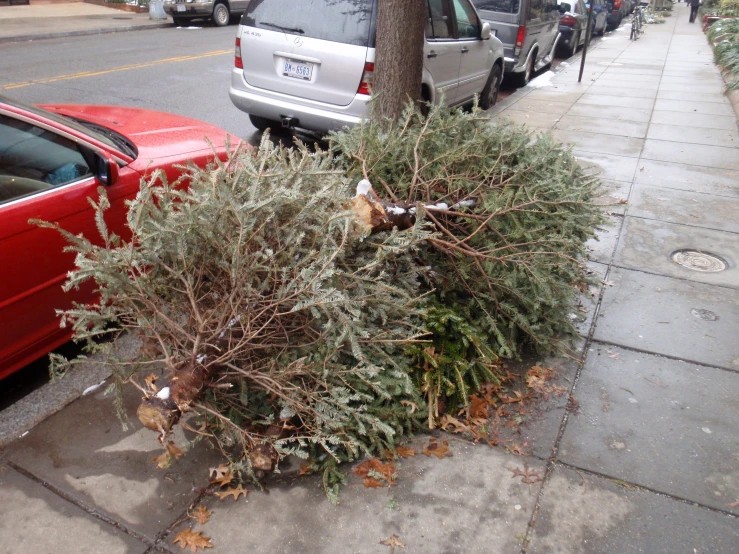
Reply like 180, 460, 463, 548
0, 114, 93, 205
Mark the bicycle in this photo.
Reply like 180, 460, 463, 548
630, 5, 643, 40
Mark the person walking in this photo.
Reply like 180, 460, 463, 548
689, 0, 701, 23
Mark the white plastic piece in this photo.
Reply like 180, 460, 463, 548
355, 179, 372, 197
82, 379, 106, 396
156, 387, 171, 400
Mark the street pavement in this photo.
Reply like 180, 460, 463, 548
1, 4, 738, 553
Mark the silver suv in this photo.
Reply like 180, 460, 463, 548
228, 0, 505, 134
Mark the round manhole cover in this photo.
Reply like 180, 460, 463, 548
671, 250, 727, 273
691, 308, 719, 321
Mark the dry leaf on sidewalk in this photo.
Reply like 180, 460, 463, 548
507, 462, 543, 484
190, 506, 212, 525
395, 445, 416, 458
173, 528, 213, 552
216, 485, 247, 501
167, 441, 185, 459
380, 534, 406, 553
422, 439, 452, 459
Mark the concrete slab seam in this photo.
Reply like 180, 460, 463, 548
623, 213, 739, 236
589, 337, 739, 375
3, 460, 174, 554
554, 460, 739, 520
608, 262, 739, 292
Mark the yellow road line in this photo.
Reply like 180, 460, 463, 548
3, 50, 231, 90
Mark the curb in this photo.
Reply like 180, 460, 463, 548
0, 22, 172, 44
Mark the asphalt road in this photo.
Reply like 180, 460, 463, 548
1, 25, 262, 141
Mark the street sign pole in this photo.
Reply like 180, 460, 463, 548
578, 3, 595, 82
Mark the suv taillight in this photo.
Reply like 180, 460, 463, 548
235, 37, 243, 69
560, 15, 576, 26
514, 25, 526, 55
357, 62, 374, 96
613, 0, 621, 7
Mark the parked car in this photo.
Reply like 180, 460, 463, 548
588, 0, 609, 36
163, 0, 250, 27
0, 95, 233, 379
228, 0, 505, 134
556, 0, 593, 57
605, 0, 628, 29
470, 0, 561, 87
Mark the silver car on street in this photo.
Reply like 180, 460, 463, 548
229, 0, 505, 134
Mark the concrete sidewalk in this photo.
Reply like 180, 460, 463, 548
0, 5, 737, 553
0, 0, 171, 43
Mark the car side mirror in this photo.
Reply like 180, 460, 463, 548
480, 21, 491, 40
94, 151, 119, 186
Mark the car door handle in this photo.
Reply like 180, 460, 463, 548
461, 47, 469, 53
427, 50, 437, 58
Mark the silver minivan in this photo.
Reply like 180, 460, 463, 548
470, 0, 560, 87
229, 0, 505, 134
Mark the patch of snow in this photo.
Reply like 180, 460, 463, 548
156, 387, 171, 400
426, 202, 449, 211
702, 427, 712, 434
452, 199, 476, 209
528, 70, 556, 89
386, 206, 406, 215
196, 354, 207, 364
82, 379, 106, 396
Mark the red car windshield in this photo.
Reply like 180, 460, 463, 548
1, 95, 137, 159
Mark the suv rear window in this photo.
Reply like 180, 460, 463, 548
243, 0, 375, 47
470, 0, 520, 14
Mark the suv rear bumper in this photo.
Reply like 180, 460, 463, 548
163, 1, 214, 18
229, 70, 370, 133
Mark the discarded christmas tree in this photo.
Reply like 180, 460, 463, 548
44, 103, 602, 499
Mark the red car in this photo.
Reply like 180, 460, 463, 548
0, 96, 234, 379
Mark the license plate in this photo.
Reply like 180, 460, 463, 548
283, 59, 313, 81
176, 4, 185, 11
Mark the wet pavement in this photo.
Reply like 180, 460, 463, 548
0, 4, 738, 554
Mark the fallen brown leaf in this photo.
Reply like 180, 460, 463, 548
363, 477, 386, 488
190, 505, 212, 525
507, 442, 530, 456
353, 458, 396, 486
380, 533, 405, 553
216, 485, 247, 501
469, 395, 490, 419
298, 463, 312, 476
439, 414, 470, 434
395, 445, 416, 458
173, 528, 213, 552
144, 373, 159, 391
167, 441, 185, 460
152, 452, 172, 470
507, 462, 543, 484
210, 469, 233, 488
209, 463, 230, 481
422, 439, 452, 459
727, 500, 739, 508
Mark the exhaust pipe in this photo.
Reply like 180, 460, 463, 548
281, 117, 296, 128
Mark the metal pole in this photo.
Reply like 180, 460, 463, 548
578, 3, 595, 82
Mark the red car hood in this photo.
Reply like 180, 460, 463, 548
40, 104, 235, 162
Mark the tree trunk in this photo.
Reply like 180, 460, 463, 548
374, 0, 427, 122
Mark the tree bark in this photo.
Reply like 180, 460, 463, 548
374, 0, 427, 122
